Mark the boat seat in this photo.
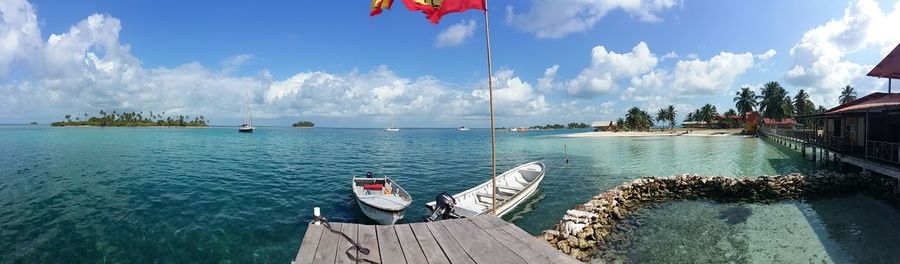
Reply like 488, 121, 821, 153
477, 193, 510, 203
519, 170, 541, 182
497, 185, 524, 192
495, 186, 519, 196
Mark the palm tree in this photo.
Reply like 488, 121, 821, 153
758, 81, 790, 120
665, 105, 677, 130
838, 85, 857, 104
816, 105, 827, 113
656, 108, 667, 127
733, 87, 757, 118
615, 118, 625, 131
684, 112, 694, 122
626, 107, 652, 131
793, 89, 815, 117
699, 103, 718, 124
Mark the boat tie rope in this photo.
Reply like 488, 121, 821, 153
311, 215, 380, 264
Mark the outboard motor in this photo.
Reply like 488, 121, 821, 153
425, 192, 461, 222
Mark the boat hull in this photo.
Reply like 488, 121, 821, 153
495, 171, 544, 217
356, 199, 407, 225
426, 161, 545, 219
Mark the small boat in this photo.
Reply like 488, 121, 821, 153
426, 161, 545, 220
352, 176, 412, 224
239, 88, 254, 133
385, 115, 399, 132
457, 126, 470, 131
238, 123, 254, 133
509, 127, 528, 132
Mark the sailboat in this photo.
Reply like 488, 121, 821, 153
239, 89, 254, 133
457, 118, 470, 131
384, 114, 399, 132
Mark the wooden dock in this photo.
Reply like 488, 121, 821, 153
293, 215, 582, 264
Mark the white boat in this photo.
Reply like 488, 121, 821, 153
385, 115, 399, 132
239, 88, 254, 133
457, 126, 470, 131
238, 123, 254, 132
352, 177, 412, 224
426, 161, 545, 218
509, 127, 527, 132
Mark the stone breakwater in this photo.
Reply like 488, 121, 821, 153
536, 172, 900, 261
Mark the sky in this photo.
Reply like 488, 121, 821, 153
1, 0, 899, 127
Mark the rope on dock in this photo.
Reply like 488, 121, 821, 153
311, 215, 380, 264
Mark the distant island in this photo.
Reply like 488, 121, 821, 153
51, 111, 208, 127
292, 121, 315, 128
29, 122, 38, 125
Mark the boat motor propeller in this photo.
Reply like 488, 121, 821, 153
425, 192, 460, 222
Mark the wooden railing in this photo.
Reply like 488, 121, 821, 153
866, 140, 900, 165
760, 128, 848, 152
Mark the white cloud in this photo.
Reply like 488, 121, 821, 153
566, 41, 658, 97
220, 54, 254, 74
0, 2, 557, 126
671, 51, 755, 95
537, 64, 559, 92
471, 69, 549, 117
435, 19, 476, 47
661, 51, 679, 61
506, 0, 679, 39
0, 0, 42, 77
756, 49, 776, 60
785, 0, 899, 106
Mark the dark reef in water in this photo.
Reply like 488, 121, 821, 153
718, 206, 753, 225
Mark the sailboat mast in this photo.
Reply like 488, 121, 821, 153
483, 0, 498, 215
246, 88, 253, 126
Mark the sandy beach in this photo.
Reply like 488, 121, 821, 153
564, 128, 750, 138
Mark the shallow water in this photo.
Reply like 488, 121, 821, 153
595, 195, 900, 264
0, 126, 836, 263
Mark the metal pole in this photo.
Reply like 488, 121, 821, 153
483, 0, 498, 215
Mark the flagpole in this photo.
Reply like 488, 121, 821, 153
482, 0, 497, 216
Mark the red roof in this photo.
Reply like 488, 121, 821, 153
824, 92, 900, 114
868, 43, 900, 79
762, 118, 797, 126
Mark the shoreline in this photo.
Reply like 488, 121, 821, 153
563, 128, 751, 138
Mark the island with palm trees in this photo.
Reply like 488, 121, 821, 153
51, 110, 209, 127
570, 81, 859, 137
292, 121, 315, 128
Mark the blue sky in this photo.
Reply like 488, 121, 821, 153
2, 0, 899, 127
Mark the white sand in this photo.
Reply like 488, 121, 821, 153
564, 129, 750, 138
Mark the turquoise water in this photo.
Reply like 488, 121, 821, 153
597, 195, 900, 263
1, 126, 818, 263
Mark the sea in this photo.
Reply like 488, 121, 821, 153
1, 125, 898, 263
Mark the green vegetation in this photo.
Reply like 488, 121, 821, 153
292, 121, 315, 128
51, 110, 208, 127
758, 81, 793, 120
733, 87, 757, 118
611, 107, 653, 131
529, 122, 589, 130
839, 85, 857, 104
655, 105, 677, 130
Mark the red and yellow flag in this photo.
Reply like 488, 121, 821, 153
371, 0, 485, 24
370, 0, 394, 16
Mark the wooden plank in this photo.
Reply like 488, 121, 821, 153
295, 224, 325, 264
394, 224, 429, 264
439, 218, 524, 264
357, 225, 381, 263
468, 216, 549, 264
482, 216, 582, 264
335, 223, 358, 264
376, 225, 407, 264
425, 221, 475, 264
313, 223, 343, 264
409, 223, 451, 264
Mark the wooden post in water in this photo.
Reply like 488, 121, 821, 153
482, 1, 498, 215
564, 144, 569, 163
